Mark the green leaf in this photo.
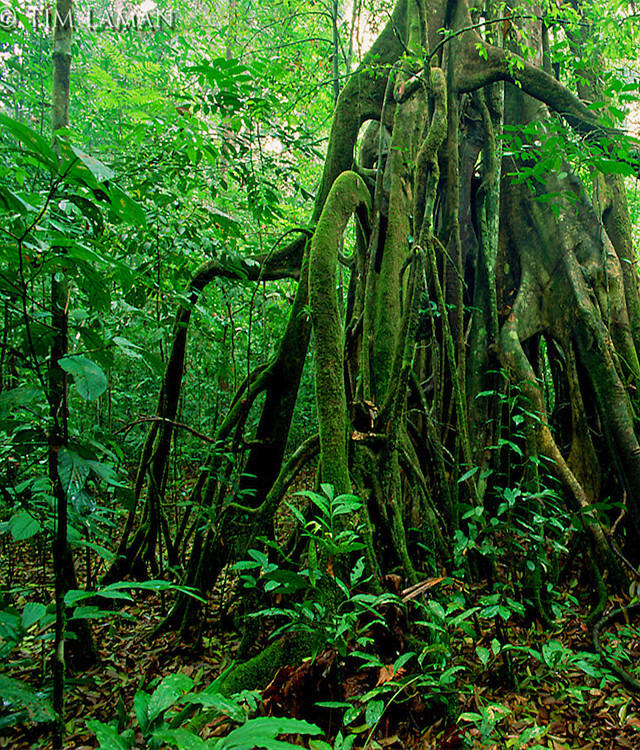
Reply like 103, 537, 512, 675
320, 483, 334, 500
58, 355, 108, 400
343, 705, 360, 725
0, 675, 54, 724
72, 539, 115, 563
134, 690, 151, 735
438, 665, 465, 684
109, 184, 147, 227
459, 711, 482, 723
86, 459, 125, 488
21, 602, 46, 629
141, 348, 166, 377
393, 651, 415, 673
458, 466, 479, 483
147, 673, 193, 722
96, 580, 205, 602
284, 502, 306, 526
69, 145, 115, 182
9, 511, 41, 541
315, 701, 351, 710
365, 699, 385, 728
86, 719, 132, 750
216, 717, 322, 750
541, 640, 564, 669
0, 186, 37, 215
340, 732, 356, 750
181, 692, 245, 722
593, 158, 635, 177
65, 588, 133, 605
69, 606, 124, 621
309, 742, 333, 750
475, 646, 491, 666
261, 570, 310, 593
153, 728, 205, 749
58, 448, 90, 505
112, 336, 143, 359
0, 113, 58, 171
116, 486, 136, 511
574, 658, 603, 678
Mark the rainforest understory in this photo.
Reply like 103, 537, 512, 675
5, 0, 640, 745
100, 0, 640, 674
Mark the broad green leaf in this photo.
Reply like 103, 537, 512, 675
69, 145, 115, 182
153, 728, 205, 749
67, 194, 105, 234
103, 580, 205, 602
86, 459, 125, 487
58, 355, 108, 400
181, 692, 245, 722
0, 186, 37, 215
112, 336, 166, 376
65, 589, 133, 605
73, 539, 116, 563
365, 699, 385, 728
112, 336, 143, 359
9, 511, 41, 541
593, 157, 635, 176
216, 716, 322, 750
574, 658, 603, 678
0, 609, 21, 633
336, 732, 356, 750
0, 114, 58, 170
58, 448, 90, 504
147, 673, 193, 722
134, 690, 151, 734
140, 348, 166, 377
261, 570, 309, 593
0, 675, 55, 723
69, 606, 131, 621
116, 486, 136, 511
86, 719, 132, 750
439, 665, 465, 684
21, 602, 46, 629
393, 651, 415, 672
459, 711, 483, 722
541, 640, 564, 669
458, 466, 479, 483
476, 646, 491, 666
109, 184, 147, 227
76, 263, 111, 312
320, 483, 334, 501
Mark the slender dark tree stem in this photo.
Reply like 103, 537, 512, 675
51, 0, 73, 744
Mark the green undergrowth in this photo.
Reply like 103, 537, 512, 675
3, 483, 640, 749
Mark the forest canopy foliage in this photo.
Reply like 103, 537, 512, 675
2, 0, 640, 746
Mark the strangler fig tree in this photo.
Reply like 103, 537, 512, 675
111, 0, 640, 653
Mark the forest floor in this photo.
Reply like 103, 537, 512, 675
3, 504, 640, 749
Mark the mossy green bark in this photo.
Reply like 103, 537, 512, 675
371, 91, 428, 400
216, 632, 325, 698
309, 171, 371, 495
